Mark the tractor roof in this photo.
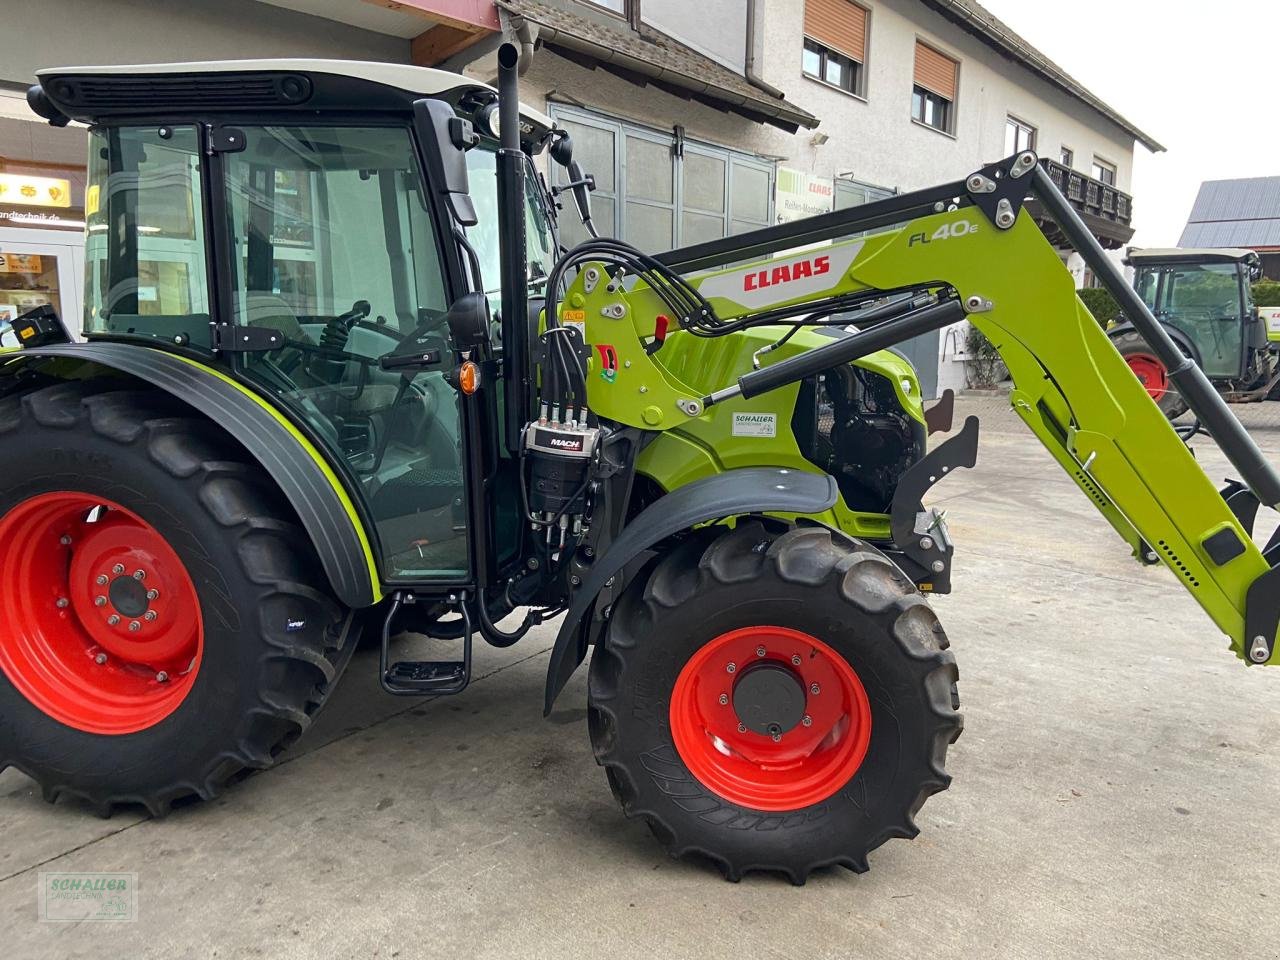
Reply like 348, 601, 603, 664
1124, 247, 1260, 266
31, 59, 553, 147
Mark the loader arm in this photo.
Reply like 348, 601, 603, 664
563, 154, 1280, 667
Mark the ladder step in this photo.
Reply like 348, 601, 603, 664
385, 660, 466, 690
379, 592, 472, 697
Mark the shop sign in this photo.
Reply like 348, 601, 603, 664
0, 173, 72, 208
774, 168, 835, 223
0, 252, 42, 274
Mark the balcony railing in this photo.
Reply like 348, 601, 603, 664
1028, 157, 1134, 249
1037, 158, 1132, 227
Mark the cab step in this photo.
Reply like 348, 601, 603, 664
379, 592, 472, 696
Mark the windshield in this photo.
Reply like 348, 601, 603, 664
1134, 261, 1246, 379
464, 146, 557, 314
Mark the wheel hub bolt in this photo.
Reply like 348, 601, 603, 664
737, 723, 747, 733
128, 621, 141, 632
810, 682, 820, 695
133, 570, 146, 581
791, 654, 802, 666
718, 693, 728, 705
94, 596, 107, 607
156, 671, 169, 683
112, 563, 125, 575
802, 715, 813, 727
771, 732, 782, 743
59, 535, 72, 546
94, 653, 108, 665
145, 611, 158, 622
107, 614, 120, 626
55, 597, 69, 609
96, 574, 108, 586
146, 589, 159, 601
755, 646, 766, 657
725, 662, 736, 674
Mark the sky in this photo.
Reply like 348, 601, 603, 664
977, 0, 1280, 247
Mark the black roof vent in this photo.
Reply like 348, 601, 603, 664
42, 72, 314, 116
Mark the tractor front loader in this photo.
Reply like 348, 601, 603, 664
2, 44, 1278, 883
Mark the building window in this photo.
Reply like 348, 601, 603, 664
1060, 146, 1074, 167
1004, 116, 1036, 155
549, 106, 774, 252
912, 41, 958, 134
802, 0, 868, 97
912, 87, 951, 132
579, 0, 627, 15
1092, 157, 1117, 185
803, 39, 863, 94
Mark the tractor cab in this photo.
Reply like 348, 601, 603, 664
1124, 247, 1263, 381
33, 60, 564, 581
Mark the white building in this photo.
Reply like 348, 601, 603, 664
469, 0, 1164, 395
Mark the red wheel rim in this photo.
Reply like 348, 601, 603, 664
669, 626, 871, 811
0, 492, 203, 735
1126, 352, 1168, 401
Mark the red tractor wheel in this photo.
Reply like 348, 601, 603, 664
1111, 330, 1190, 419
588, 521, 962, 883
0, 382, 354, 816
0, 492, 203, 735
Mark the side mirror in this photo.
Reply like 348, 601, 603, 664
413, 98, 479, 227
566, 160, 598, 238
442, 291, 492, 354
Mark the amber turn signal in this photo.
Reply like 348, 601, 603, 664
458, 360, 481, 395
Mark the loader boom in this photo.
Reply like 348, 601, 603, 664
561, 153, 1280, 666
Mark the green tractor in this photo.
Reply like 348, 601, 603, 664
3, 45, 1279, 884
1111, 247, 1270, 418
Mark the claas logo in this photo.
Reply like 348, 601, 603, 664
743, 255, 830, 292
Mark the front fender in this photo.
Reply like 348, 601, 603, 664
543, 467, 838, 714
3, 342, 381, 608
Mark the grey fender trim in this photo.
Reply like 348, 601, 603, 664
6, 343, 379, 608
543, 467, 839, 714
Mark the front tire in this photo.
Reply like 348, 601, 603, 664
0, 382, 354, 816
588, 521, 962, 883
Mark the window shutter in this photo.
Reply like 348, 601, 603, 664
914, 41, 957, 100
804, 0, 868, 62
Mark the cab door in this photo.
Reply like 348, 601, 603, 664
218, 123, 472, 582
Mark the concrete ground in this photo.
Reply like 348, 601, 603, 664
3, 396, 1280, 959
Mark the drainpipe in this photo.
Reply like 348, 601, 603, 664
745, 0, 787, 100
514, 18, 539, 75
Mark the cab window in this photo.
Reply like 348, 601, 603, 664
223, 124, 467, 580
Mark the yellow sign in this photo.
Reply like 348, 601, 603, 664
0, 173, 72, 209
86, 183, 100, 216
0, 253, 42, 274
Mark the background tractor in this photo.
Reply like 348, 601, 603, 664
2, 44, 1279, 884
1111, 247, 1271, 418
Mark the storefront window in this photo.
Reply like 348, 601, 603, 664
0, 251, 63, 322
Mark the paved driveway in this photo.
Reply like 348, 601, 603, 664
3, 396, 1278, 959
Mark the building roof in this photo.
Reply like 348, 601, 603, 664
495, 0, 819, 132
919, 0, 1165, 153
1179, 176, 1280, 250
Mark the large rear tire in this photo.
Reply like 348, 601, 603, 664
1111, 330, 1190, 419
0, 381, 354, 816
588, 521, 962, 883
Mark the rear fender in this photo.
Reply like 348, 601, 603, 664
1, 343, 382, 608
1109, 320, 1203, 369
543, 467, 838, 714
